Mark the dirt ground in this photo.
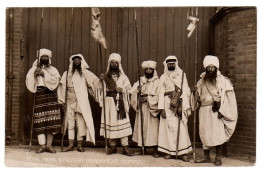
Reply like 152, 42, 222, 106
5, 145, 254, 167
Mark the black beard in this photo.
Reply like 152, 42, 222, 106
108, 67, 120, 75
145, 71, 154, 79
72, 64, 82, 75
204, 70, 217, 85
40, 59, 50, 67
168, 66, 175, 71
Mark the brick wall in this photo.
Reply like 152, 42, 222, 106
214, 8, 256, 161
6, 8, 23, 144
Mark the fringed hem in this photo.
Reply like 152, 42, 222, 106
158, 145, 193, 156
100, 127, 132, 139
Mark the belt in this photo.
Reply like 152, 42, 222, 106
201, 100, 214, 107
164, 91, 174, 96
106, 91, 122, 97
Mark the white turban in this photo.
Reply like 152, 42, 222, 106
106, 53, 125, 75
37, 48, 52, 59
141, 60, 157, 69
69, 54, 90, 70
32, 48, 52, 67
108, 53, 121, 64
203, 55, 219, 69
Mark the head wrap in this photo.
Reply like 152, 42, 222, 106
203, 55, 219, 69
32, 48, 52, 67
163, 55, 182, 74
106, 53, 125, 75
37, 48, 52, 58
69, 54, 89, 71
141, 60, 157, 69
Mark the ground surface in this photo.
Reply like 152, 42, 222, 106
5, 145, 254, 167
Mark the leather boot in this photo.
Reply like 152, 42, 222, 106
153, 146, 159, 158
36, 146, 46, 154
133, 148, 143, 156
122, 146, 133, 156
77, 140, 85, 152
215, 145, 222, 166
46, 147, 56, 153
164, 154, 172, 159
62, 139, 74, 152
107, 146, 117, 155
180, 154, 189, 162
195, 149, 211, 163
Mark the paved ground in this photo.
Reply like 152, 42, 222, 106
5, 145, 254, 167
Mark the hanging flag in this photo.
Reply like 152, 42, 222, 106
91, 8, 107, 49
187, 15, 199, 38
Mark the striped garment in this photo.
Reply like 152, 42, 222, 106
33, 86, 61, 135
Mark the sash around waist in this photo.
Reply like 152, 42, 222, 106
201, 100, 214, 107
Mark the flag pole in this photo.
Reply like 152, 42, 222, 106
193, 7, 199, 162
90, 7, 108, 154
29, 8, 44, 150
134, 8, 145, 156
61, 8, 74, 151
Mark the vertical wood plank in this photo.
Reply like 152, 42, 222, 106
72, 8, 82, 54
81, 8, 90, 64
140, 7, 150, 63
49, 8, 58, 67
165, 7, 174, 57
149, 7, 158, 61
121, 8, 129, 75
57, 8, 66, 73
157, 8, 166, 75
127, 8, 134, 83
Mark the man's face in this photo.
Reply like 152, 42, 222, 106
144, 68, 154, 79
110, 60, 119, 69
40, 55, 50, 65
206, 65, 217, 74
167, 62, 176, 71
73, 58, 81, 66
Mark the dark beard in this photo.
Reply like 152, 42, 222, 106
108, 67, 120, 75
168, 66, 175, 71
72, 64, 82, 75
40, 59, 50, 67
145, 71, 154, 79
204, 70, 217, 85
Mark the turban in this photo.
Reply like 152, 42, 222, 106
141, 60, 157, 69
203, 55, 219, 69
37, 48, 52, 59
108, 53, 121, 64
106, 53, 125, 75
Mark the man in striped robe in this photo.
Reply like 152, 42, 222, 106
26, 48, 61, 154
99, 53, 133, 156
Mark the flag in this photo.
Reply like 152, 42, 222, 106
187, 14, 199, 38
91, 8, 107, 49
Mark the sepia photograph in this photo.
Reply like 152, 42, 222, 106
3, 2, 257, 168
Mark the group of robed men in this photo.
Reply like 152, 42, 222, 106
26, 48, 237, 166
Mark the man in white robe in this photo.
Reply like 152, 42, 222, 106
157, 56, 192, 162
26, 48, 61, 153
58, 54, 100, 152
130, 60, 160, 157
99, 53, 132, 156
194, 55, 238, 166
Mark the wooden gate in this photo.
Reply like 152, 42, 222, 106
20, 7, 216, 146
